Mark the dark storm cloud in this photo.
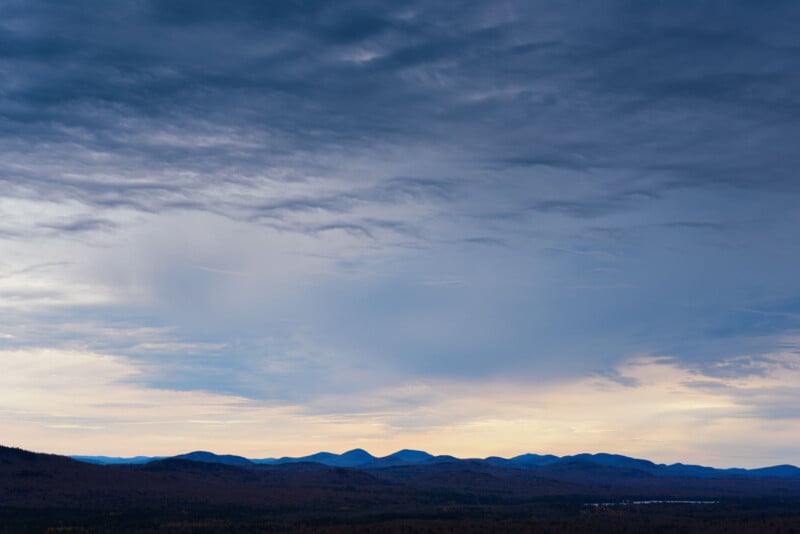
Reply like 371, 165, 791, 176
2, 0, 800, 385
1, 2, 797, 246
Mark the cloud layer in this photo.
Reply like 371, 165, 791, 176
1, 0, 799, 464
4, 345, 800, 468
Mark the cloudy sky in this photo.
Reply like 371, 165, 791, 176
2, 0, 800, 467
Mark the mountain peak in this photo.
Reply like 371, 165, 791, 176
342, 448, 374, 458
172, 451, 253, 466
387, 449, 433, 459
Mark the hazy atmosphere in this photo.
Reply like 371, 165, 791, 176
2, 0, 799, 468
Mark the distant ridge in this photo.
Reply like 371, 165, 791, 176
366, 449, 435, 468
71, 454, 163, 465
172, 451, 253, 466
69, 449, 800, 478
258, 448, 376, 467
511, 453, 560, 466
7, 443, 800, 531
255, 448, 459, 469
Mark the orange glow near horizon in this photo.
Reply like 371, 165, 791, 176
3, 347, 799, 469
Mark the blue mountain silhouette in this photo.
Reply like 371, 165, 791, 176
69, 449, 800, 478
172, 451, 253, 466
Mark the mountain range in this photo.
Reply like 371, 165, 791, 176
71, 448, 800, 478
6, 444, 800, 532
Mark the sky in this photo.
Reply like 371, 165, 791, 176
1, 1, 799, 468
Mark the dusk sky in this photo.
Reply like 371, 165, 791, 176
2, 1, 800, 468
